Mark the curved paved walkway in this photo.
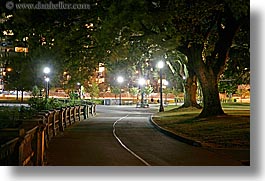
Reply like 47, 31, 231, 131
46, 105, 245, 166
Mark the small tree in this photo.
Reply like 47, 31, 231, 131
143, 86, 153, 99
111, 86, 120, 99
89, 83, 100, 100
163, 87, 172, 104
172, 87, 182, 103
129, 87, 139, 103
32, 85, 39, 98
218, 81, 237, 102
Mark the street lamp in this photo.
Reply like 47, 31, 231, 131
43, 67, 50, 74
77, 82, 82, 99
117, 76, 124, 105
138, 77, 145, 107
157, 61, 164, 112
164, 80, 169, 86
43, 67, 50, 99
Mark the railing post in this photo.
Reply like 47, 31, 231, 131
63, 107, 67, 128
52, 110, 57, 137
73, 106, 77, 123
83, 105, 87, 119
78, 106, 81, 121
68, 107, 72, 125
43, 111, 51, 142
92, 105, 94, 116
88, 105, 91, 116
92, 104, 96, 116
47, 110, 54, 139
38, 111, 49, 150
64, 107, 69, 127
17, 128, 25, 166
86, 105, 90, 118
80, 105, 84, 120
59, 108, 65, 132
36, 123, 46, 166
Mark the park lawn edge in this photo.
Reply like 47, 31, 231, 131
152, 103, 250, 149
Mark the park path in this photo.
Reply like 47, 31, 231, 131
46, 105, 244, 166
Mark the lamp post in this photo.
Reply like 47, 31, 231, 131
117, 76, 124, 105
138, 77, 145, 107
43, 67, 50, 99
44, 77, 50, 99
77, 82, 82, 99
157, 61, 164, 112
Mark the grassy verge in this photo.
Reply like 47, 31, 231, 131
152, 103, 250, 149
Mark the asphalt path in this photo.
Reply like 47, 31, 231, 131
46, 105, 243, 166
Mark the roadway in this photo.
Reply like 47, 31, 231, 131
46, 105, 243, 166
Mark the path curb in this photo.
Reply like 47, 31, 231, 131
149, 115, 202, 147
149, 115, 250, 166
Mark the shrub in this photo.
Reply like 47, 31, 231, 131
28, 97, 64, 111
0, 106, 36, 128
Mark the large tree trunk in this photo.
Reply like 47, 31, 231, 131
173, 53, 201, 109
196, 12, 240, 117
187, 44, 225, 118
181, 69, 202, 109
178, 3, 244, 118
197, 67, 225, 117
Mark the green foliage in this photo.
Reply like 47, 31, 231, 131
0, 107, 19, 122
163, 87, 172, 95
28, 97, 94, 112
225, 0, 249, 19
28, 97, 64, 111
4, 54, 36, 91
0, 106, 37, 128
0, 107, 19, 128
1, 0, 249, 118
111, 86, 120, 96
143, 86, 153, 97
1, 0, 100, 91
32, 85, 40, 98
218, 81, 237, 94
88, 83, 99, 99
89, 99, 104, 105
69, 92, 79, 100
129, 87, 139, 97
172, 87, 182, 97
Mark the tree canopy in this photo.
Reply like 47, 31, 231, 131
0, 0, 249, 117
94, 0, 249, 117
1, 0, 101, 92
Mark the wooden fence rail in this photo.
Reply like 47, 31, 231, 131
0, 104, 96, 166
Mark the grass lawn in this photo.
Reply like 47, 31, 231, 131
152, 103, 250, 149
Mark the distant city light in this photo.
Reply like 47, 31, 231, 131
6, 68, 12, 72
3, 30, 14, 36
